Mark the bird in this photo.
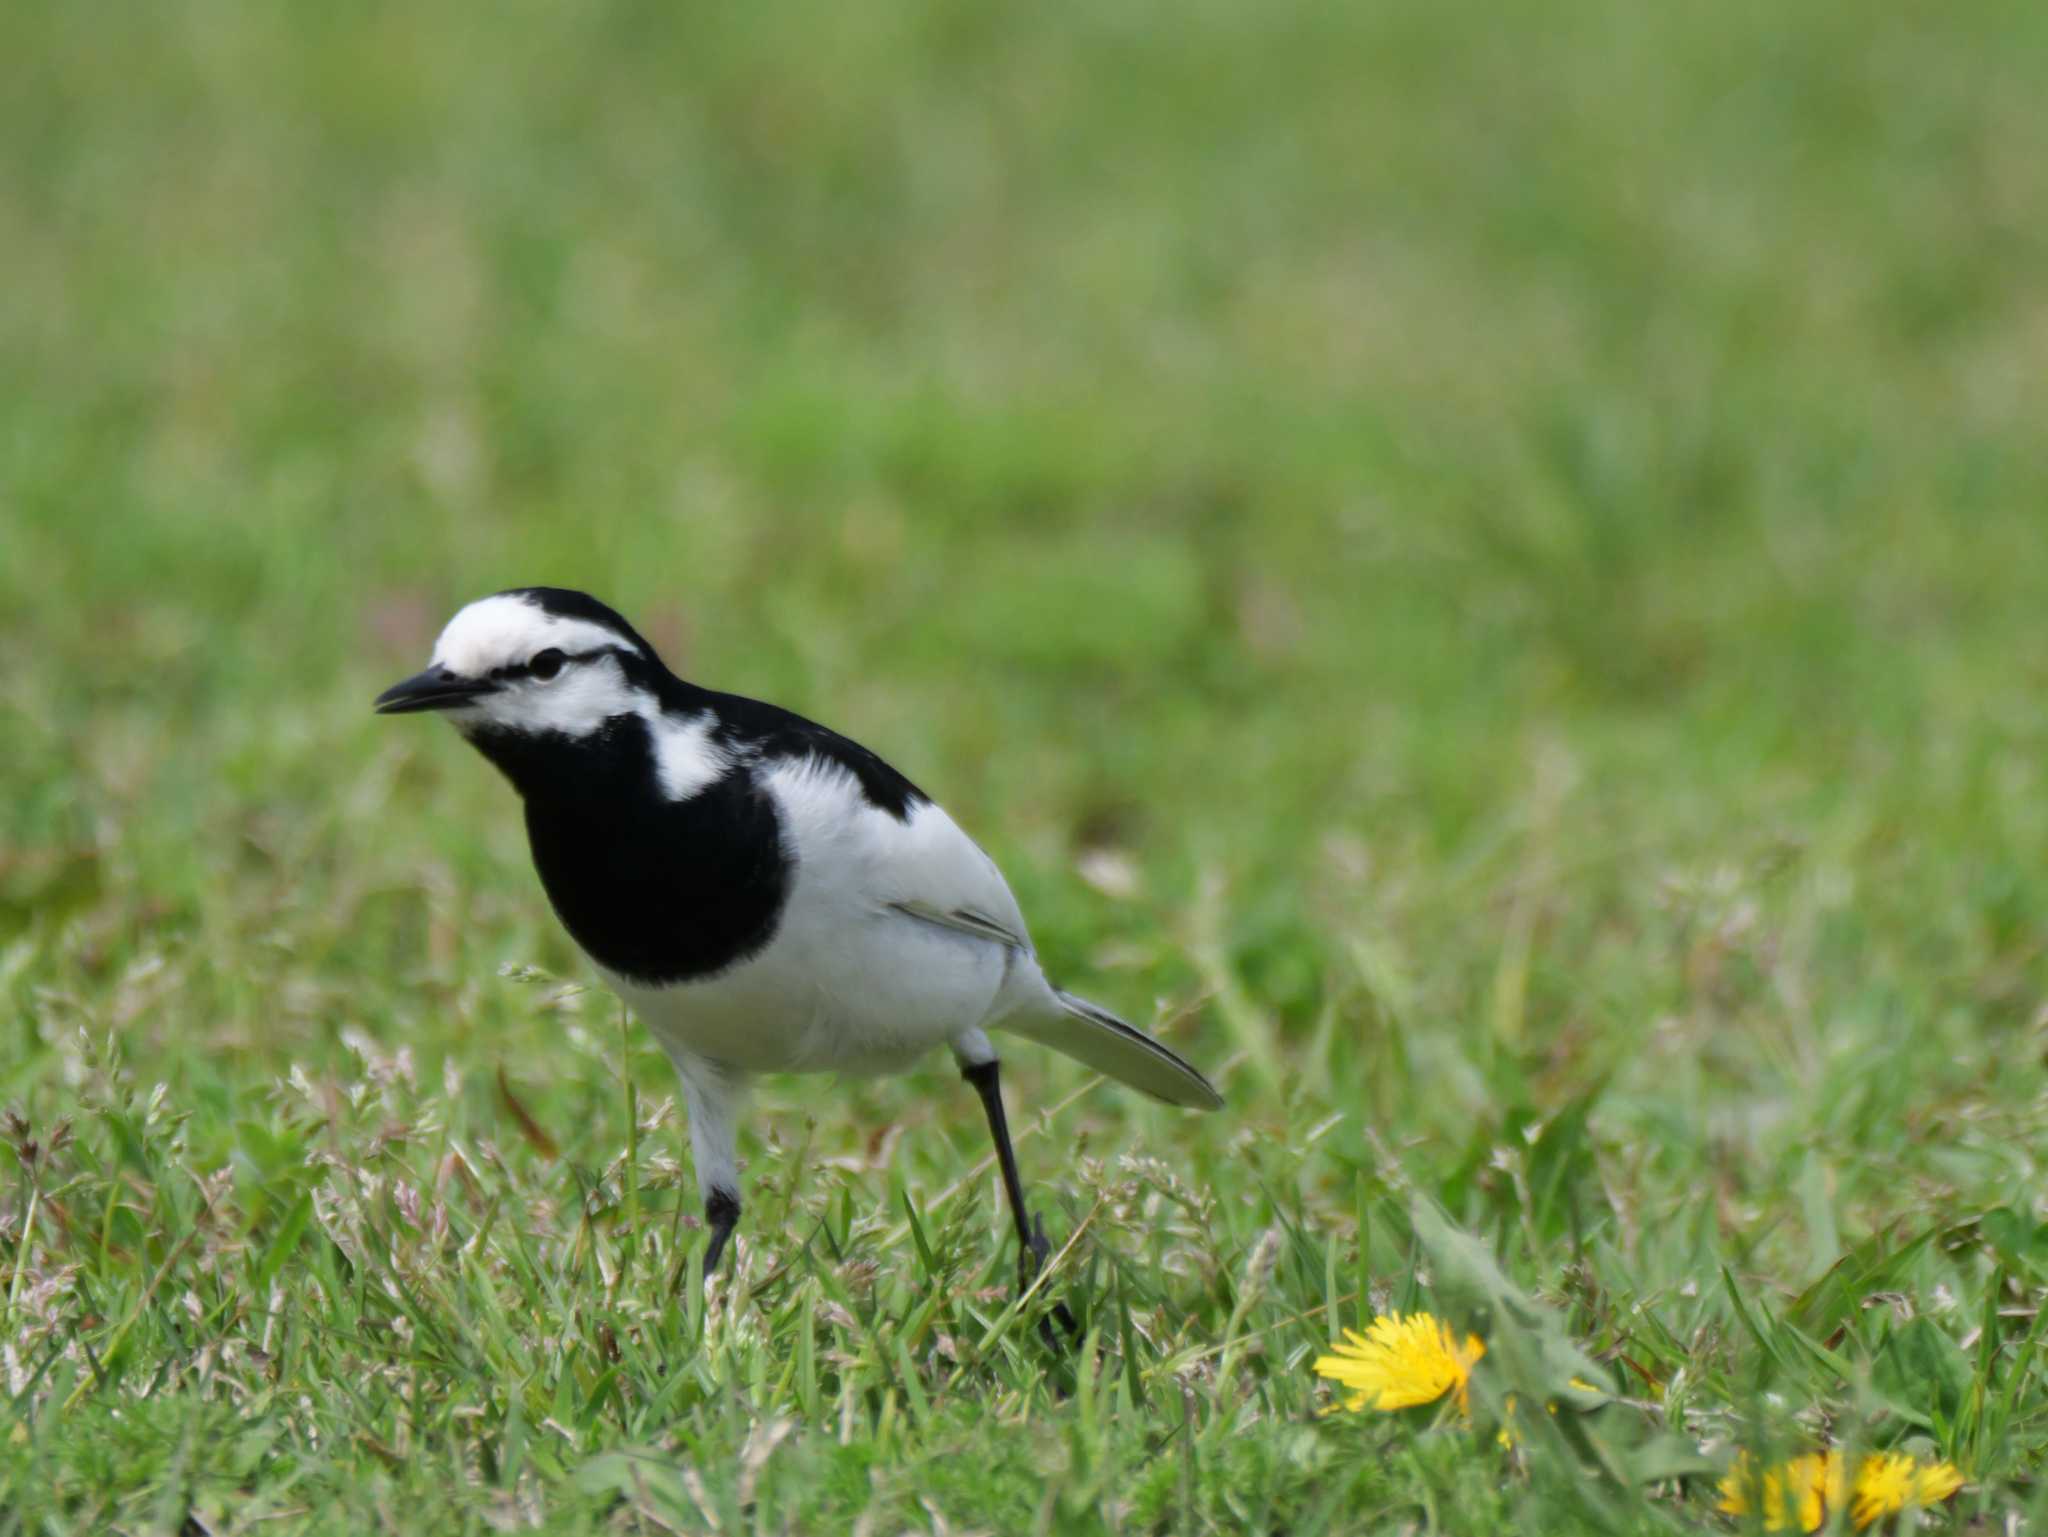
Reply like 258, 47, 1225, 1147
374, 586, 1222, 1306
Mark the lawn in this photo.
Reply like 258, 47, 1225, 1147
5, 0, 2048, 1531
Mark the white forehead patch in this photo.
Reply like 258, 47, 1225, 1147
431, 593, 628, 678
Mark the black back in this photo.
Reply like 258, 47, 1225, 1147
703, 689, 927, 823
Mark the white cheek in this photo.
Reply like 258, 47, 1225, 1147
455, 661, 640, 737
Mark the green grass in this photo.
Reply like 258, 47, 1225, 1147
5, 0, 2048, 1530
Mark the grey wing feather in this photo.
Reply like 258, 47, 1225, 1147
885, 899, 1031, 951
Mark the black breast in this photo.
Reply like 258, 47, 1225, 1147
470, 715, 791, 985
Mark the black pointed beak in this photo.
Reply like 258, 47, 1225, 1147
373, 666, 497, 715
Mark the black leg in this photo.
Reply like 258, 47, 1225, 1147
704, 1187, 741, 1275
961, 1058, 1078, 1343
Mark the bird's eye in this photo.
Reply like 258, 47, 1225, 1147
529, 648, 567, 682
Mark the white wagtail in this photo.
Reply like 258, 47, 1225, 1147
375, 587, 1222, 1299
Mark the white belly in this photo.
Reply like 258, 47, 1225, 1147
603, 898, 1014, 1075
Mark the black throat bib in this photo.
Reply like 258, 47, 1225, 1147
470, 714, 791, 985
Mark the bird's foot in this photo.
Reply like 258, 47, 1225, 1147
1020, 1213, 1080, 1348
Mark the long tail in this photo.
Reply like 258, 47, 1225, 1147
1002, 990, 1224, 1110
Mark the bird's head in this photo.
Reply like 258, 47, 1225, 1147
374, 587, 666, 741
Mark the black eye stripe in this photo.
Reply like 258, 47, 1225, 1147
488, 645, 620, 682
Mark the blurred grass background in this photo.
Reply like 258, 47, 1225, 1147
5, 0, 2048, 1531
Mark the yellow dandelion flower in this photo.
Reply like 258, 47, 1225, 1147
1719, 1450, 1964, 1531
1313, 1312, 1485, 1417
1718, 1451, 1846, 1532
1848, 1452, 1964, 1528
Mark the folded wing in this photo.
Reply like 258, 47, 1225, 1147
876, 801, 1223, 1111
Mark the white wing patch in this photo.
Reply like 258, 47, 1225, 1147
873, 800, 1035, 952
763, 757, 1036, 953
